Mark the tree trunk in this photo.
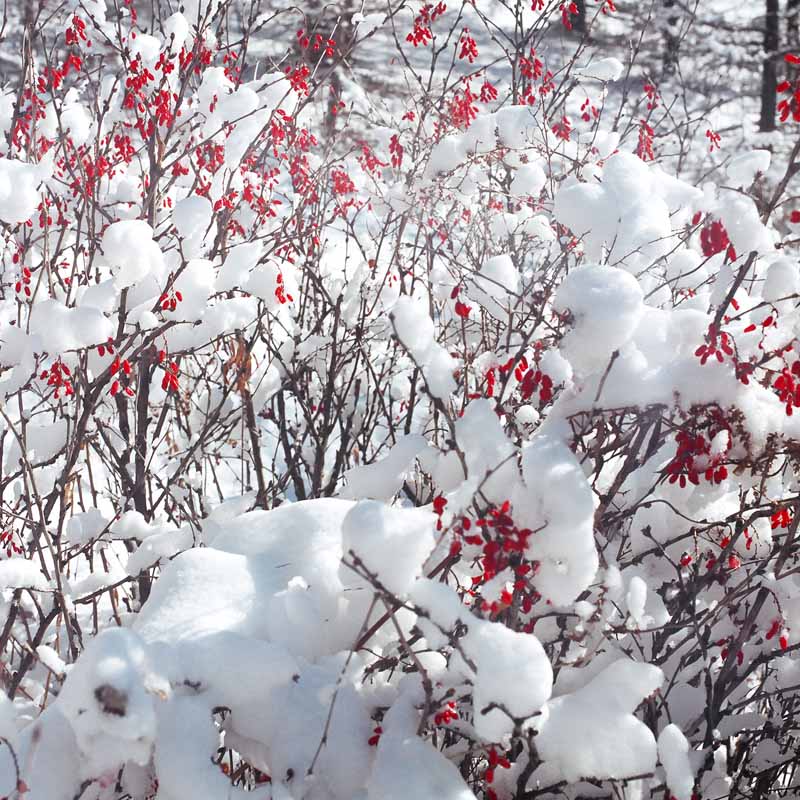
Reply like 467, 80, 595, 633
662, 0, 681, 76
759, 0, 779, 132
789, 0, 800, 48
573, 0, 587, 33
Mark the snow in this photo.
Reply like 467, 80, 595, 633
58, 628, 165, 777
172, 195, 212, 240
154, 695, 242, 800
575, 57, 625, 82
29, 299, 113, 353
717, 189, 775, 256
135, 501, 373, 661
762, 257, 799, 301
0, 159, 44, 224
66, 508, 108, 546
60, 103, 92, 146
658, 724, 695, 800
410, 577, 553, 741
261, 660, 372, 798
626, 576, 649, 629
510, 162, 547, 197
110, 510, 152, 540
514, 435, 599, 605
36, 645, 67, 678
134, 548, 277, 644
217, 241, 264, 292
466, 621, 553, 741
470, 254, 520, 317
101, 220, 166, 288
535, 659, 663, 783
552, 264, 644, 375
5, 419, 68, 470
126, 526, 194, 573
0, 559, 50, 591
341, 500, 435, 596
554, 152, 700, 268
0, 708, 79, 800
390, 295, 434, 358
455, 399, 516, 505
342, 434, 428, 500
726, 149, 771, 187
369, 730, 477, 800
390, 295, 457, 399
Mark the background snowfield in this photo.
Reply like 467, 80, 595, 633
1, 0, 800, 798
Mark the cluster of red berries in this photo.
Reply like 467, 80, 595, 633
580, 97, 599, 123
295, 29, 335, 57
559, 1, 580, 29
0, 530, 22, 559
482, 367, 498, 399
40, 359, 73, 399
717, 638, 744, 665
330, 168, 355, 196
284, 63, 311, 95
766, 618, 790, 650
14, 267, 32, 297
97, 338, 116, 358
485, 747, 512, 800
406, 2, 447, 47
695, 323, 734, 366
451, 286, 471, 318
160, 352, 180, 393
771, 508, 792, 530
519, 367, 553, 404
433, 700, 458, 726
458, 29, 478, 63
65, 14, 87, 46
703, 549, 740, 573
275, 273, 293, 305
681, 532, 748, 571
160, 289, 183, 312
706, 128, 721, 152
436, 498, 540, 618
717, 535, 742, 570
389, 134, 403, 169
109, 356, 134, 397
772, 361, 800, 416
666, 420, 730, 488
777, 54, 800, 123
635, 119, 654, 161
696, 217, 736, 261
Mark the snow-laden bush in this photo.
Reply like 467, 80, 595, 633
0, 1, 799, 799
